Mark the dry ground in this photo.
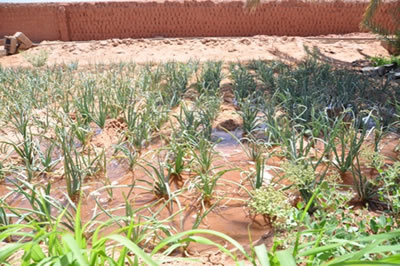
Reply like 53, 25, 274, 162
0, 33, 389, 68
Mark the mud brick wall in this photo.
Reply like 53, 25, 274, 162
0, 4, 62, 42
0, 0, 399, 42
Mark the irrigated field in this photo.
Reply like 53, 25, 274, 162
0, 56, 400, 265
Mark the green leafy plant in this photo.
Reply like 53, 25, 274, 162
230, 63, 257, 102
371, 55, 400, 66
238, 98, 260, 136
249, 185, 292, 229
378, 162, 400, 218
196, 61, 223, 94
113, 141, 139, 170
352, 156, 380, 209
282, 161, 318, 207
194, 169, 230, 207
165, 142, 187, 187
330, 120, 367, 174
141, 159, 173, 200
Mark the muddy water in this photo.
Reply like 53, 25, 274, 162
0, 139, 271, 254
1, 128, 398, 254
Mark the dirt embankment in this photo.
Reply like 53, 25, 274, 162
0, 33, 390, 68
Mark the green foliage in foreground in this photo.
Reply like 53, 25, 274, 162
2, 199, 400, 265
371, 56, 400, 66
0, 59, 400, 265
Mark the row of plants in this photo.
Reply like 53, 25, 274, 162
0, 58, 399, 265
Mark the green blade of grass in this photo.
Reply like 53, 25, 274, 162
254, 244, 270, 266
107, 234, 158, 266
276, 250, 296, 266
0, 243, 25, 262
62, 234, 89, 266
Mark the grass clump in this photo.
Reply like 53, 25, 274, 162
22, 49, 49, 67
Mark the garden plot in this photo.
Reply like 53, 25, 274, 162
0, 57, 400, 265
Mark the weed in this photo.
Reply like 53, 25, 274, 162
377, 162, 400, 217
249, 185, 292, 229
371, 56, 400, 66
22, 50, 49, 67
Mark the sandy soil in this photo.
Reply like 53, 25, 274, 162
0, 32, 394, 265
0, 33, 389, 68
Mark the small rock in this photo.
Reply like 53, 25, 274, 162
240, 38, 251, 45
377, 66, 386, 76
361, 66, 380, 76
384, 63, 397, 70
362, 116, 376, 129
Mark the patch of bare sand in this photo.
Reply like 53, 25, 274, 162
0, 33, 388, 68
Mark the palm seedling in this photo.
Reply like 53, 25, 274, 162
352, 156, 380, 209
194, 170, 231, 207
56, 127, 85, 199
162, 61, 193, 107
196, 61, 223, 94
244, 137, 268, 162
5, 177, 75, 230
251, 60, 277, 90
174, 104, 202, 142
90, 92, 110, 129
70, 121, 93, 148
330, 119, 367, 175
37, 141, 60, 173
195, 93, 221, 141
1, 133, 37, 182
74, 78, 95, 126
165, 143, 187, 188
189, 139, 215, 175
281, 125, 314, 163
258, 104, 287, 145
123, 109, 152, 152
141, 159, 172, 200
238, 98, 260, 137
113, 141, 139, 171
230, 63, 257, 103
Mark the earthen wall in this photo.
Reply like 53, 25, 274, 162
0, 0, 399, 42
